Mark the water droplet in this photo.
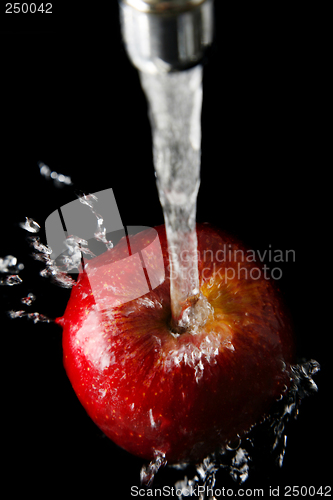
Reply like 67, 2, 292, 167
7, 309, 53, 323
79, 247, 96, 258
226, 436, 241, 451
38, 162, 51, 178
49, 271, 76, 288
21, 292, 36, 306
291, 359, 320, 396
27, 312, 53, 323
174, 476, 199, 499
0, 257, 24, 285
229, 447, 250, 484
2, 274, 23, 286
77, 192, 113, 250
94, 228, 113, 249
277, 434, 287, 468
196, 455, 219, 483
25, 231, 77, 288
140, 451, 167, 486
78, 192, 98, 209
39, 268, 50, 278
8, 310, 26, 319
0, 255, 24, 273
28, 236, 52, 255
19, 217, 40, 233
38, 161, 72, 186
3, 255, 16, 268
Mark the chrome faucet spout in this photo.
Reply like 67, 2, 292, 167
119, 0, 214, 74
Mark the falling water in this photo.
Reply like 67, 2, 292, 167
139, 66, 211, 331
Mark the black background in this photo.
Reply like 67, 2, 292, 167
1, 2, 330, 497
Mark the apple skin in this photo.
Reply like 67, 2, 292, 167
56, 223, 294, 465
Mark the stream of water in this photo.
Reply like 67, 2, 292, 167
139, 65, 212, 331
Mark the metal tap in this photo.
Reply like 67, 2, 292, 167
119, 0, 214, 73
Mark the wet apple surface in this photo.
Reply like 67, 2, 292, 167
56, 223, 294, 465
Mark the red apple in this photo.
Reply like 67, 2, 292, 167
56, 223, 294, 465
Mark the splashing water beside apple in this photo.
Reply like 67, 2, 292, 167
172, 359, 320, 498
4, 188, 113, 320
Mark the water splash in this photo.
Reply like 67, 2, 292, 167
38, 161, 72, 187
0, 255, 24, 285
140, 451, 167, 487
7, 309, 53, 323
17, 184, 115, 290
77, 191, 114, 250
162, 359, 320, 498
22, 227, 77, 289
270, 359, 320, 468
0, 255, 24, 273
61, 235, 96, 272
0, 274, 23, 286
28, 235, 53, 256
15, 185, 114, 291
140, 66, 204, 328
38, 162, 112, 252
21, 292, 36, 306
19, 217, 40, 233
3, 224, 66, 320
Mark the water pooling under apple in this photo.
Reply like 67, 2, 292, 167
139, 65, 212, 333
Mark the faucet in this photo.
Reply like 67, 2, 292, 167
119, 0, 214, 74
